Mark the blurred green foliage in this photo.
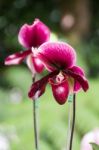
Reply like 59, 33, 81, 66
83, 0, 99, 77
0, 67, 99, 150
82, 33, 99, 77
91, 143, 99, 150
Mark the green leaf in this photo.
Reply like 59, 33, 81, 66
91, 143, 99, 150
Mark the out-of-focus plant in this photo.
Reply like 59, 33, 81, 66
80, 128, 99, 150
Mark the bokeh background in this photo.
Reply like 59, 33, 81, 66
0, 0, 99, 150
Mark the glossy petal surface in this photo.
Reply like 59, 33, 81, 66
28, 71, 59, 99
49, 76, 69, 105
38, 42, 76, 71
5, 50, 31, 65
18, 19, 50, 48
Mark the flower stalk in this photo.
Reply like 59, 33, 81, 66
66, 100, 72, 150
69, 93, 76, 150
33, 100, 39, 150
32, 76, 39, 150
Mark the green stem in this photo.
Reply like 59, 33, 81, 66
32, 76, 39, 150
66, 102, 72, 150
69, 93, 76, 150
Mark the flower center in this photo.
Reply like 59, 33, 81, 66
56, 72, 65, 83
32, 47, 39, 57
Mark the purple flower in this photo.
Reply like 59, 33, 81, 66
28, 42, 89, 105
80, 129, 99, 150
5, 19, 50, 73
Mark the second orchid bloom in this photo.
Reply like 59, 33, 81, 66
5, 19, 50, 74
28, 42, 89, 104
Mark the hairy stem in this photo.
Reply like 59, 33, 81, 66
69, 93, 76, 150
32, 76, 39, 150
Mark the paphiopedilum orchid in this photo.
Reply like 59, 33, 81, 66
28, 42, 89, 104
5, 19, 50, 74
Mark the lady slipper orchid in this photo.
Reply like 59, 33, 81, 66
28, 42, 89, 105
5, 19, 50, 74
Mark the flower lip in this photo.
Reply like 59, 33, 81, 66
49, 76, 69, 105
37, 42, 77, 71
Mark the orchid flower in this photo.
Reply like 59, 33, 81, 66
28, 42, 89, 105
5, 19, 50, 74
80, 129, 99, 150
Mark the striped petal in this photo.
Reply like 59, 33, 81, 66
63, 67, 89, 92
28, 71, 59, 99
18, 19, 50, 48
38, 42, 76, 71
5, 49, 31, 65
70, 66, 85, 91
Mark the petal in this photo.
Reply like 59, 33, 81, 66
5, 49, 31, 65
28, 71, 59, 99
26, 55, 44, 74
18, 19, 50, 48
81, 131, 95, 150
93, 129, 99, 145
38, 42, 76, 71
49, 77, 69, 105
63, 67, 89, 92
32, 56, 44, 73
26, 54, 36, 75
70, 66, 85, 91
